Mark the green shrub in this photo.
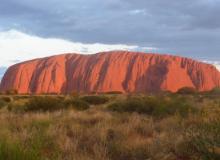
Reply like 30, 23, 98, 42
108, 96, 196, 117
208, 87, 220, 95
25, 96, 65, 112
8, 96, 90, 112
108, 97, 154, 114
65, 98, 90, 111
153, 96, 196, 117
177, 87, 197, 94
81, 95, 109, 105
107, 101, 125, 112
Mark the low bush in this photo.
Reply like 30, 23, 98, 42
104, 91, 123, 95
108, 97, 154, 114
8, 96, 91, 112
108, 96, 196, 117
81, 95, 109, 105
25, 96, 65, 112
208, 87, 220, 95
65, 98, 90, 111
153, 96, 197, 117
177, 87, 197, 94
0, 96, 13, 103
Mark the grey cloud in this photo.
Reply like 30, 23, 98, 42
0, 0, 220, 60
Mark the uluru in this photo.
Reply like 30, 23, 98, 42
0, 51, 220, 94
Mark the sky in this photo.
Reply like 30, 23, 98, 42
0, 0, 220, 76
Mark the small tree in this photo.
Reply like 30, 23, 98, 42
177, 87, 197, 94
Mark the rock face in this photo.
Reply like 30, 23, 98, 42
1, 51, 220, 94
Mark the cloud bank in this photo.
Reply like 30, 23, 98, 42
0, 29, 156, 67
203, 61, 220, 71
1, 0, 220, 60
